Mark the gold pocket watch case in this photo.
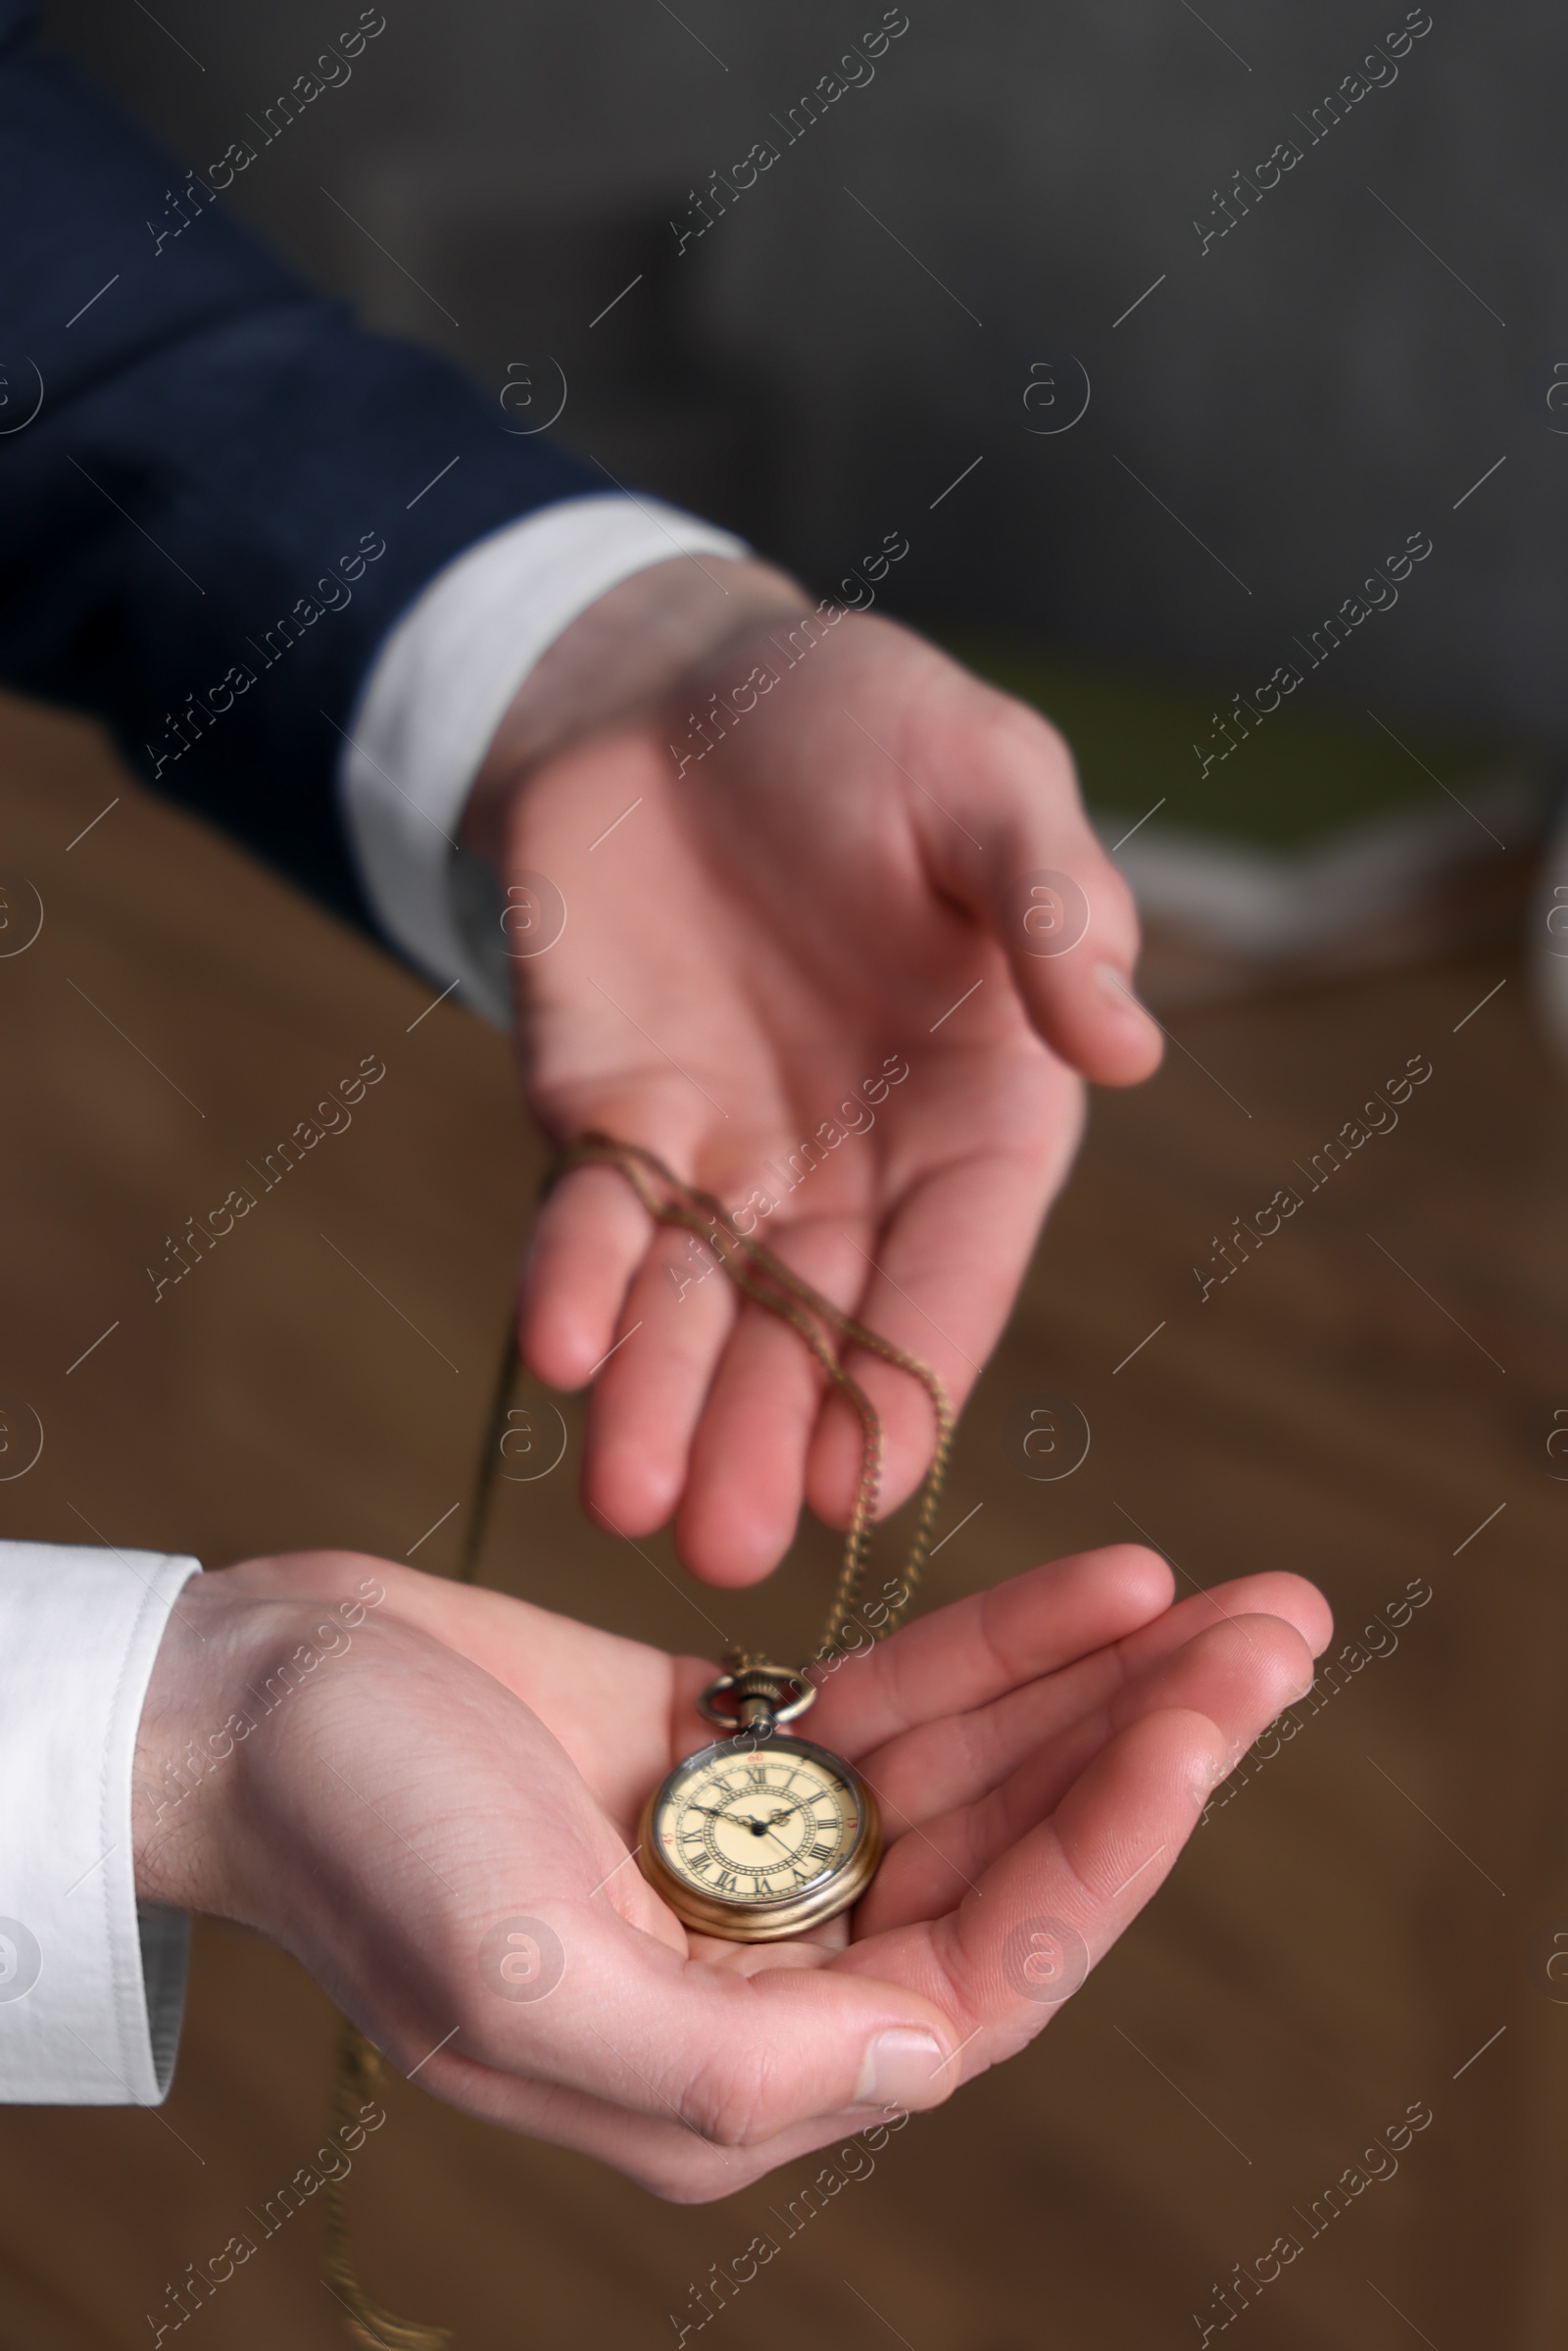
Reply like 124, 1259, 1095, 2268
638, 1662, 882, 1942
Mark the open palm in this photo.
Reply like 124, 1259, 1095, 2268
147, 1543, 1328, 2201
499, 611, 1162, 1587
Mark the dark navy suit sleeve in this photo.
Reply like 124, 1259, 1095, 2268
0, 1, 604, 935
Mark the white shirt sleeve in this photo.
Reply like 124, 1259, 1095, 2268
0, 1542, 201, 2104
339, 491, 750, 1027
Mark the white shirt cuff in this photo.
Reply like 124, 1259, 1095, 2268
340, 492, 750, 1026
0, 1543, 201, 2105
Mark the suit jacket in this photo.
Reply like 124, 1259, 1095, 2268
0, 0, 602, 941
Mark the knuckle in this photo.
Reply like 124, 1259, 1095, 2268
680, 2049, 789, 2147
986, 694, 1078, 789
1093, 859, 1140, 933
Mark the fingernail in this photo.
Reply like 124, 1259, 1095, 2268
856, 2029, 947, 2111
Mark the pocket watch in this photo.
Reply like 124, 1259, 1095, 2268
638, 1662, 882, 1941
543, 1133, 953, 1949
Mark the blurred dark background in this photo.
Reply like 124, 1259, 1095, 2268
42, 0, 1568, 738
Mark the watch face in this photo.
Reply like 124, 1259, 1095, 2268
640, 1735, 880, 1940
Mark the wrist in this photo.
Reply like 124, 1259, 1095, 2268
131, 1575, 261, 1913
460, 553, 812, 865
132, 1572, 368, 1918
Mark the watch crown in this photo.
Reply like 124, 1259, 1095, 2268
700, 1658, 816, 1733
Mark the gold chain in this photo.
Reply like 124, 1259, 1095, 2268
317, 1318, 518, 2351
548, 1133, 953, 1665
320, 1130, 952, 2343
320, 2026, 449, 2348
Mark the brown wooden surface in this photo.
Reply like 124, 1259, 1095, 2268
1, 687, 1564, 2349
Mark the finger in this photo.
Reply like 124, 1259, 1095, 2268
836, 1706, 1230, 2069
407, 2053, 918, 2203
519, 1163, 654, 1391
802, 1087, 1087, 1525
429, 1897, 960, 2154
849, 1566, 1332, 1823
1123, 1566, 1335, 1665
580, 1220, 740, 1536
904, 688, 1163, 1087
811, 1545, 1177, 1755
859, 1612, 1314, 1931
674, 1218, 863, 1587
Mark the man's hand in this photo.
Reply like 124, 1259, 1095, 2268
134, 1545, 1327, 2201
464, 560, 1163, 1587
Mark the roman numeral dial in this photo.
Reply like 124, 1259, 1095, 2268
639, 1734, 881, 1942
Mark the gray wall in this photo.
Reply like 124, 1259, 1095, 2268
43, 1, 1568, 743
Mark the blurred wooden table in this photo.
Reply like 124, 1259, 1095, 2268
0, 690, 1564, 2350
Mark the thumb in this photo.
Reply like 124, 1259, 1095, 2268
448, 1900, 958, 2147
916, 696, 1164, 1085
